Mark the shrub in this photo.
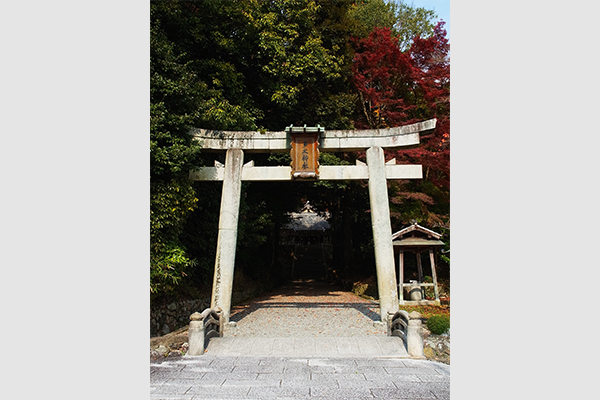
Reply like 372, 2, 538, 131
426, 315, 450, 335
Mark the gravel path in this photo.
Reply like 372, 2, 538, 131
227, 279, 388, 337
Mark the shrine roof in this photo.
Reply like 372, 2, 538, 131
391, 222, 443, 241
283, 212, 331, 231
282, 202, 331, 231
391, 222, 444, 247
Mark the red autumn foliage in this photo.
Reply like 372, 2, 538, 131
352, 22, 450, 225
352, 27, 417, 129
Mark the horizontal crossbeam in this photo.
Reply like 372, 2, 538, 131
189, 119, 435, 152
189, 164, 422, 181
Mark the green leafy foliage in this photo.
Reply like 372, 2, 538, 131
426, 315, 450, 335
349, 0, 437, 50
150, 179, 198, 295
150, 241, 195, 295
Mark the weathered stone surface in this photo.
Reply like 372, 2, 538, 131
167, 350, 183, 357
423, 331, 450, 364
409, 311, 422, 319
189, 312, 202, 321
187, 317, 206, 356
406, 319, 424, 358
191, 164, 422, 181
423, 347, 435, 358
189, 119, 435, 152
211, 148, 244, 323
366, 146, 399, 322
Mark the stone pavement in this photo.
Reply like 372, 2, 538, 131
150, 355, 450, 400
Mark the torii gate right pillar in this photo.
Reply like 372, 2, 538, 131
366, 146, 399, 323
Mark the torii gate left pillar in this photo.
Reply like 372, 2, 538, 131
210, 148, 244, 322
190, 119, 436, 324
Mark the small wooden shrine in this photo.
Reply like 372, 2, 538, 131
392, 221, 445, 305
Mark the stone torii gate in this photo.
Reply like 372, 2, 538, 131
189, 119, 436, 324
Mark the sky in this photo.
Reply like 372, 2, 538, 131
392, 0, 450, 43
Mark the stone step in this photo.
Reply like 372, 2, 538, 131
204, 336, 409, 358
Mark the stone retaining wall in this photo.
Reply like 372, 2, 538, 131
150, 290, 259, 337
150, 298, 210, 337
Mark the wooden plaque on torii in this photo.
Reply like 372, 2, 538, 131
287, 125, 322, 179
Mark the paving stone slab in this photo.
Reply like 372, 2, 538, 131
283, 363, 313, 374
185, 386, 252, 397
315, 337, 339, 356
332, 365, 371, 374
376, 337, 409, 356
308, 365, 337, 373
355, 358, 408, 367
280, 379, 337, 389
222, 378, 282, 387
202, 372, 259, 381
152, 362, 187, 372
256, 373, 310, 381
150, 383, 193, 396
338, 379, 397, 389
384, 366, 442, 375
259, 357, 308, 366
391, 381, 447, 390
430, 388, 450, 399
233, 364, 286, 374
335, 338, 362, 355
171, 371, 209, 380
416, 374, 450, 382
370, 387, 437, 399
347, 366, 386, 375
271, 338, 296, 356
250, 338, 275, 355
152, 369, 185, 380
364, 373, 420, 382
308, 358, 358, 366
151, 394, 194, 400
294, 337, 317, 356
310, 372, 367, 382
310, 386, 375, 398
402, 359, 449, 373
247, 386, 310, 399
357, 337, 382, 355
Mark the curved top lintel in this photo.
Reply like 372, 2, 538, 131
189, 118, 436, 152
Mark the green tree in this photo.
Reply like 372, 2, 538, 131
150, 2, 203, 296
150, 1, 260, 296
242, 0, 357, 129
349, 0, 438, 50
349, 0, 398, 37
393, 1, 438, 50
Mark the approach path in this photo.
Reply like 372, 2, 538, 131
206, 278, 405, 357
226, 279, 387, 338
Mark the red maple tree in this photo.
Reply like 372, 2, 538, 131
352, 22, 450, 227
